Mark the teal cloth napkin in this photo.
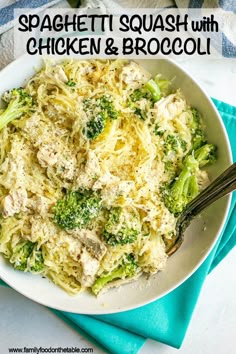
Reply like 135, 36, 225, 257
0, 98, 235, 353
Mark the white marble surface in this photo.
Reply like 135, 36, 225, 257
0, 58, 235, 354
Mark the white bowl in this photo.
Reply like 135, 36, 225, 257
0, 55, 232, 314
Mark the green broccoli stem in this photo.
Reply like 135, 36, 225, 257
172, 156, 198, 197
92, 256, 138, 295
0, 101, 22, 130
163, 155, 200, 216
185, 175, 199, 200
92, 266, 126, 295
145, 79, 161, 102
194, 144, 216, 168
192, 130, 207, 151
190, 108, 201, 131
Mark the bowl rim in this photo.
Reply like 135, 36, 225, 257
0, 55, 233, 314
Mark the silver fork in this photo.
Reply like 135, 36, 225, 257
166, 163, 236, 256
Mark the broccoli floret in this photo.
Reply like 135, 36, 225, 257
99, 95, 118, 120
0, 88, 34, 131
190, 108, 201, 131
10, 241, 44, 273
164, 134, 187, 154
84, 112, 106, 140
66, 80, 76, 87
192, 128, 207, 151
163, 141, 217, 216
83, 98, 92, 110
153, 124, 165, 136
129, 79, 163, 105
165, 135, 178, 152
128, 80, 161, 120
29, 248, 45, 273
83, 96, 118, 140
91, 254, 138, 295
163, 155, 199, 216
134, 107, 146, 121
189, 108, 207, 150
10, 241, 35, 271
194, 144, 217, 168
128, 80, 161, 121
103, 207, 139, 246
53, 189, 101, 230
130, 89, 149, 103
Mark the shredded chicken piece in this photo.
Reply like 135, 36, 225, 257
76, 150, 101, 189
23, 115, 76, 181
0, 156, 25, 190
84, 150, 100, 176
23, 114, 68, 144
1, 187, 27, 217
68, 229, 107, 261
154, 93, 186, 120
27, 195, 53, 216
92, 172, 119, 190
79, 65, 93, 76
45, 65, 68, 83
121, 62, 151, 89
0, 136, 28, 190
99, 179, 135, 207
93, 171, 135, 205
34, 196, 52, 215
37, 145, 58, 167
23, 113, 41, 131
37, 142, 76, 180
80, 248, 100, 287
